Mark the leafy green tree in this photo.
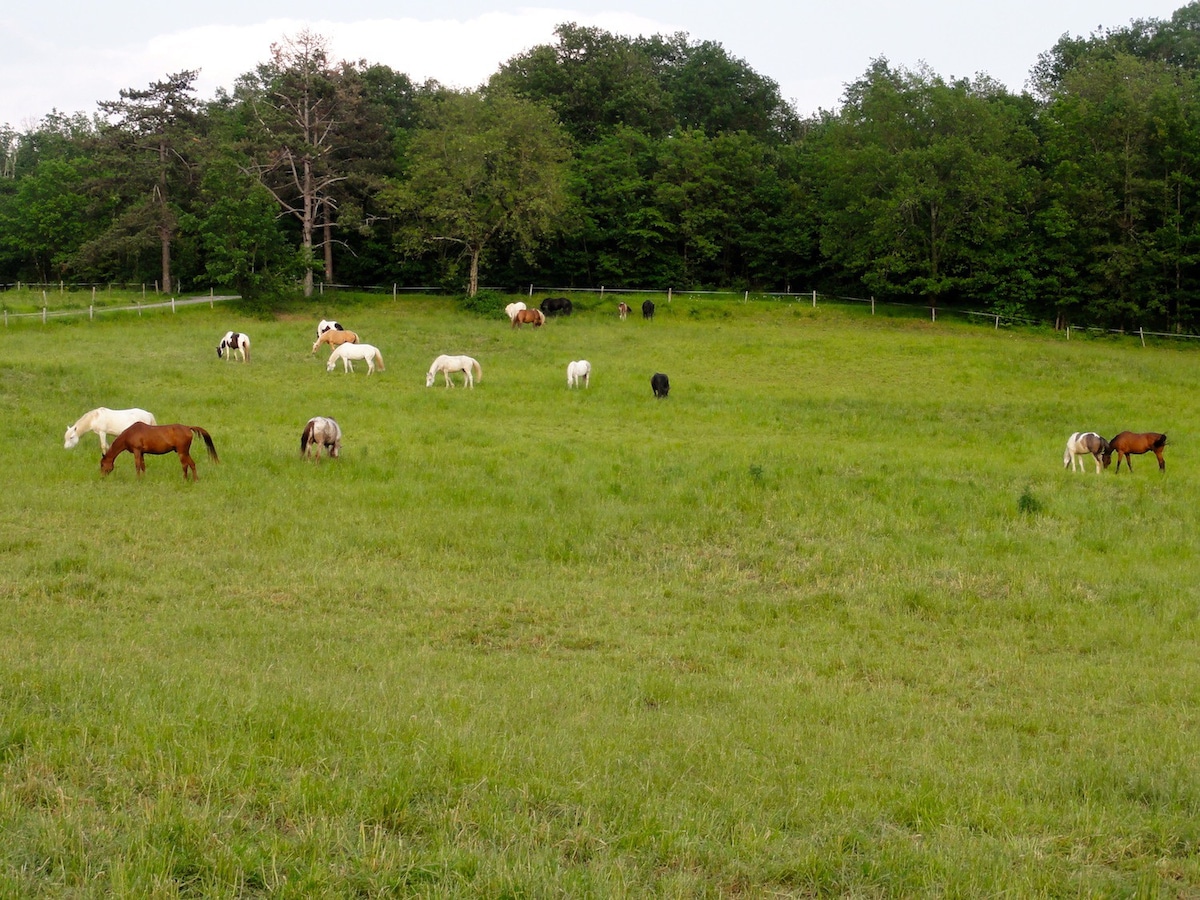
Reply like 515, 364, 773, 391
184, 156, 299, 310
815, 61, 1038, 310
0, 158, 89, 281
386, 91, 571, 296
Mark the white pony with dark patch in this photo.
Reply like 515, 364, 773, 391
217, 331, 250, 362
301, 417, 342, 459
426, 354, 482, 388
64, 407, 157, 452
317, 319, 343, 339
1064, 431, 1111, 473
567, 359, 591, 388
327, 342, 385, 374
504, 301, 527, 322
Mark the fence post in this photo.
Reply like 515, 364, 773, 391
142, 284, 146, 299
91, 286, 96, 302
42, 307, 47, 324
1067, 326, 1070, 341
871, 296, 875, 315
393, 284, 397, 301
528, 284, 533, 297
600, 285, 605, 297
90, 305, 94, 321
812, 290, 817, 308
172, 297, 176, 313
668, 287, 672, 304
744, 290, 749, 303
931, 307, 937, 322
995, 315, 1000, 329
1140, 327, 1145, 347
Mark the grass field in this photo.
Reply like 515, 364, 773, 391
2, 293, 1199, 897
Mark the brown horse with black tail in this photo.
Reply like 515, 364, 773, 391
1107, 431, 1167, 473
100, 422, 219, 482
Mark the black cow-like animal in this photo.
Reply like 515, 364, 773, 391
540, 296, 573, 317
651, 372, 670, 398
642, 300, 655, 319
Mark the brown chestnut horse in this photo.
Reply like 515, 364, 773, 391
512, 308, 545, 328
1108, 431, 1167, 473
100, 422, 219, 481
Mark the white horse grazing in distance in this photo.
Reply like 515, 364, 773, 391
327, 342, 385, 374
426, 354, 482, 388
64, 407, 157, 452
1064, 431, 1111, 473
567, 359, 591, 388
504, 301, 527, 321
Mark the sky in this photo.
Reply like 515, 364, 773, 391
0, 1, 1191, 129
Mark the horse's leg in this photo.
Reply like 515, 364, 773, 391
133, 449, 145, 477
1156, 448, 1165, 471
99, 432, 109, 453
180, 451, 197, 481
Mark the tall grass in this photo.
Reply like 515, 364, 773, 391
2, 296, 1198, 896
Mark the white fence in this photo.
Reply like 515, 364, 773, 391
2, 294, 239, 326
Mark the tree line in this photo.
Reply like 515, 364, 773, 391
3, 7, 1200, 329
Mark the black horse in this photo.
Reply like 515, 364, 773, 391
540, 296, 573, 317
642, 300, 655, 319
651, 373, 670, 398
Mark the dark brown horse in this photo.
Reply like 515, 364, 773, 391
1107, 431, 1167, 473
100, 422, 219, 481
512, 308, 545, 328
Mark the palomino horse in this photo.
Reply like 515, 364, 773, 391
426, 354, 482, 388
327, 342, 385, 374
617, 302, 631, 320
217, 331, 250, 362
504, 301, 527, 321
512, 308, 545, 328
100, 422, 218, 482
317, 319, 343, 339
1063, 432, 1111, 474
312, 329, 359, 353
1108, 431, 1167, 472
567, 360, 591, 388
65, 407, 157, 452
301, 417, 342, 459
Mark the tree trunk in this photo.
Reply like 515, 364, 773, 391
323, 211, 334, 284
302, 156, 314, 297
468, 246, 480, 297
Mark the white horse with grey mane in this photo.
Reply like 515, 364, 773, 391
426, 354, 482, 388
64, 407, 157, 452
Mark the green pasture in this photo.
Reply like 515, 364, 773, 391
2, 294, 1198, 897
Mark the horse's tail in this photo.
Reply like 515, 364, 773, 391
1155, 433, 1168, 449
243, 340, 250, 364
192, 426, 219, 463
473, 359, 482, 383
301, 421, 314, 456
1064, 433, 1077, 468
375, 349, 385, 371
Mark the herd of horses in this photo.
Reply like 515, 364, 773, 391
64, 305, 1171, 481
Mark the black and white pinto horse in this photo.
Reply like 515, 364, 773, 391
317, 319, 344, 339
217, 331, 250, 362
301, 416, 342, 459
1063, 431, 1110, 473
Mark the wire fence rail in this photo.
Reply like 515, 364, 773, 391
5, 280, 1198, 348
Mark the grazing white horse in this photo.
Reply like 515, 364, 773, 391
64, 407, 157, 452
1064, 431, 1111, 473
567, 359, 591, 388
301, 417, 342, 459
327, 342, 385, 374
426, 354, 482, 388
504, 301, 527, 321
217, 331, 250, 362
317, 319, 343, 339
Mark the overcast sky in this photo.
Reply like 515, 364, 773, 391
0, 1, 1189, 128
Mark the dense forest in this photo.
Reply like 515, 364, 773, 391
3, 5, 1200, 329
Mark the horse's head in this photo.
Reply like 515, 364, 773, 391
1100, 446, 1113, 468
100, 454, 114, 475
216, 343, 224, 358
425, 370, 436, 387
64, 426, 78, 449
326, 355, 337, 371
